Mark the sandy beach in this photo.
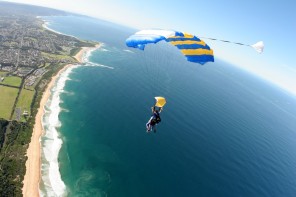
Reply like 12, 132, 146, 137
74, 44, 101, 63
22, 64, 72, 197
22, 45, 100, 196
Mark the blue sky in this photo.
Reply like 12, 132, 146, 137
4, 0, 296, 96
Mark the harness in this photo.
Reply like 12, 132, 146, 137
151, 112, 161, 125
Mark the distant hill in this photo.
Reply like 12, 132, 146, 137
0, 1, 67, 16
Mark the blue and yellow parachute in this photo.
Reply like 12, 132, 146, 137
126, 29, 214, 65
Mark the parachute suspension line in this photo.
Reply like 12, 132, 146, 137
156, 48, 163, 97
161, 44, 174, 96
140, 49, 154, 98
152, 46, 161, 97
139, 46, 160, 98
154, 49, 159, 97
147, 44, 166, 99
199, 36, 264, 53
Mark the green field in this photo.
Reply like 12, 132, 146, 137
0, 71, 8, 76
14, 89, 35, 120
0, 86, 19, 119
15, 89, 35, 113
41, 52, 74, 61
45, 63, 51, 68
0, 76, 22, 87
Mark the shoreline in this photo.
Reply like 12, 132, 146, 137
41, 19, 79, 39
22, 44, 100, 196
22, 63, 74, 197
41, 19, 101, 63
74, 44, 101, 63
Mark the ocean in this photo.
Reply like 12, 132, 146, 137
40, 15, 296, 197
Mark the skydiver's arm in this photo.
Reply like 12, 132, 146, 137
151, 106, 155, 113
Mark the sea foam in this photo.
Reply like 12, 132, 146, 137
123, 49, 134, 53
83, 45, 114, 69
39, 44, 113, 196
40, 65, 78, 197
85, 62, 114, 69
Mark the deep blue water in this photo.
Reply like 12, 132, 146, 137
43, 16, 296, 197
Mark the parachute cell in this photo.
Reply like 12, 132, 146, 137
126, 29, 214, 65
155, 97, 166, 108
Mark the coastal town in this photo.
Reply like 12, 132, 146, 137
0, 16, 78, 67
0, 3, 99, 196
0, 12, 94, 121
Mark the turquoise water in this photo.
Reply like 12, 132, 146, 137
41, 16, 296, 196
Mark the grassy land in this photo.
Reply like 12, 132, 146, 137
38, 62, 51, 68
0, 63, 67, 196
0, 71, 8, 76
41, 52, 75, 62
45, 63, 51, 67
70, 47, 82, 56
0, 76, 22, 87
0, 86, 19, 119
14, 89, 35, 120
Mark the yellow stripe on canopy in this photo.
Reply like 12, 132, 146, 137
169, 40, 206, 46
155, 97, 166, 107
181, 49, 214, 56
182, 33, 195, 38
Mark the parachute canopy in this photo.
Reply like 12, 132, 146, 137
155, 96, 166, 108
126, 29, 214, 65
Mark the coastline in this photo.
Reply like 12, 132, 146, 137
41, 19, 101, 60
74, 44, 101, 63
22, 64, 73, 197
22, 44, 100, 196
41, 20, 79, 39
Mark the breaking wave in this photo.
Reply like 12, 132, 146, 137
40, 65, 79, 197
39, 43, 113, 196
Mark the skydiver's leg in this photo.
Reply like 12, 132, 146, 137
146, 116, 154, 132
146, 122, 151, 132
146, 117, 152, 132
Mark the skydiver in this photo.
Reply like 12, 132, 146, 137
146, 106, 162, 133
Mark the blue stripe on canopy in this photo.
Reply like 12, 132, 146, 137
166, 37, 201, 42
174, 44, 211, 50
186, 55, 214, 64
